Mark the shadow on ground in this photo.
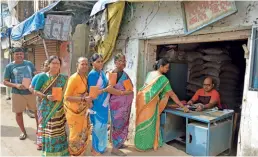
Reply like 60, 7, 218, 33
1, 125, 36, 141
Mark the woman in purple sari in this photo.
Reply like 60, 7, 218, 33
109, 53, 134, 156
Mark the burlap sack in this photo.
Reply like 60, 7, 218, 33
220, 72, 239, 81
187, 51, 203, 62
201, 68, 220, 77
188, 59, 204, 69
203, 54, 231, 63
186, 84, 200, 93
221, 63, 240, 74
199, 47, 229, 55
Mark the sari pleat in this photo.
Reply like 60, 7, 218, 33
88, 70, 109, 154
110, 71, 133, 148
36, 74, 69, 156
64, 73, 91, 156
134, 72, 171, 151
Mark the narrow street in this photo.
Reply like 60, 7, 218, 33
0, 94, 188, 156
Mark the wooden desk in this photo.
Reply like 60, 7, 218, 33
161, 108, 234, 156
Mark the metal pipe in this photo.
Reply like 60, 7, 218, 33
42, 39, 49, 59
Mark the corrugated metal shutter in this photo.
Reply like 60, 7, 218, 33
34, 40, 59, 72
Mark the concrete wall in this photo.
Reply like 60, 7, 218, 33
103, 1, 258, 153
71, 24, 90, 74
237, 28, 258, 156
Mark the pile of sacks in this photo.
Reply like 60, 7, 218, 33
158, 45, 187, 62
186, 47, 242, 109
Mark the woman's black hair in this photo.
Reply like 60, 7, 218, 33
48, 55, 62, 66
153, 58, 169, 70
90, 53, 103, 66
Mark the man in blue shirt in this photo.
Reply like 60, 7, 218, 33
4, 47, 37, 140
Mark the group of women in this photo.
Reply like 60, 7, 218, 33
32, 53, 133, 156
32, 51, 189, 157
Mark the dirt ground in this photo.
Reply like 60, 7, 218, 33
0, 94, 189, 156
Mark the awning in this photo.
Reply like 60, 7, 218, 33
11, 0, 60, 41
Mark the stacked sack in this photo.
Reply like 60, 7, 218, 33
158, 45, 187, 62
219, 63, 243, 109
199, 47, 242, 109
186, 51, 204, 98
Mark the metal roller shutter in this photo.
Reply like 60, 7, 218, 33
34, 40, 59, 72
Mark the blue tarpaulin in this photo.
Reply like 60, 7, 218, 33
11, 0, 60, 41
1, 28, 12, 39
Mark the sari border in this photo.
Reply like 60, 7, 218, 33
42, 75, 68, 128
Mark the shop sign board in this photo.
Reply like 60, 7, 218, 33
182, 1, 237, 35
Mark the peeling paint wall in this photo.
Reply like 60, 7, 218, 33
237, 28, 258, 156
103, 1, 258, 150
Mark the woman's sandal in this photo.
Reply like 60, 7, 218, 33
19, 132, 27, 140
37, 145, 42, 151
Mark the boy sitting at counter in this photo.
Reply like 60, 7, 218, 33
187, 77, 221, 112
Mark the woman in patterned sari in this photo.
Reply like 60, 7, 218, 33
88, 53, 126, 156
34, 56, 69, 156
109, 53, 133, 156
134, 58, 189, 151
64, 57, 93, 156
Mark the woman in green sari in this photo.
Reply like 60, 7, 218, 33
35, 56, 69, 156
135, 58, 189, 151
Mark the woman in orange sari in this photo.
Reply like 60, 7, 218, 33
135, 58, 189, 151
64, 57, 93, 156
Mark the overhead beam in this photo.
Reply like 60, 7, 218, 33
147, 30, 251, 45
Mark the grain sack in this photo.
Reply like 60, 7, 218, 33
219, 84, 239, 91
188, 78, 203, 88
187, 84, 200, 93
209, 76, 220, 87
178, 43, 199, 51
159, 49, 187, 62
221, 63, 240, 74
187, 51, 203, 62
189, 71, 203, 80
199, 48, 229, 55
188, 59, 204, 69
177, 51, 187, 61
203, 61, 230, 70
203, 54, 231, 63
201, 68, 220, 77
190, 65, 205, 73
159, 48, 177, 62
220, 79, 238, 86
220, 72, 239, 81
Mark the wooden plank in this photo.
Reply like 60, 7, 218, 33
148, 30, 251, 45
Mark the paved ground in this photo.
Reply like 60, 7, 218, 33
0, 94, 189, 156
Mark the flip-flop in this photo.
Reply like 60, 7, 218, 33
37, 146, 42, 151
19, 132, 27, 140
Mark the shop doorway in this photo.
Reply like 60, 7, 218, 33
139, 30, 251, 155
